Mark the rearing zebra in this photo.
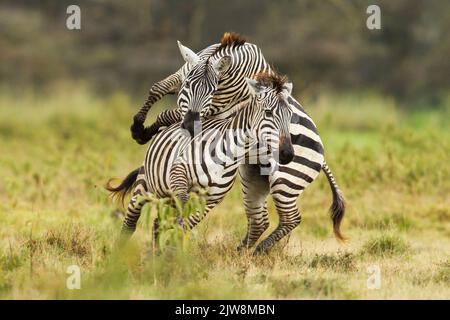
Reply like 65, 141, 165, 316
130, 32, 346, 253
131, 32, 270, 143
108, 73, 295, 250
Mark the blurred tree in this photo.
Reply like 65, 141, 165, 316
0, 0, 448, 104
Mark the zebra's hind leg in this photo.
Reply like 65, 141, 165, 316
185, 203, 214, 230
253, 195, 301, 255
237, 203, 269, 251
120, 169, 149, 243
169, 161, 190, 229
237, 164, 270, 250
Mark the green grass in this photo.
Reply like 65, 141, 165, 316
0, 88, 449, 299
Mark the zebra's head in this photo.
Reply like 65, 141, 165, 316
177, 41, 232, 136
246, 73, 294, 165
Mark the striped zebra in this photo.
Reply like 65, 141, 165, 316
128, 33, 346, 253
108, 73, 295, 251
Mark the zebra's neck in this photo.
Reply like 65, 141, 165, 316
190, 97, 263, 168
222, 98, 263, 158
206, 43, 272, 118
229, 96, 262, 128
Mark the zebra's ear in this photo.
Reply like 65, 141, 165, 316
245, 78, 263, 96
284, 82, 293, 96
213, 56, 232, 75
177, 40, 200, 66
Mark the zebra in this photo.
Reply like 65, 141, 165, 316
107, 72, 295, 252
128, 33, 346, 253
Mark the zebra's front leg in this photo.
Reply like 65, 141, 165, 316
131, 73, 181, 144
253, 196, 301, 255
237, 164, 270, 250
135, 108, 183, 144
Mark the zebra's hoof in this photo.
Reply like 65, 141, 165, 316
118, 228, 135, 246
236, 244, 247, 252
252, 246, 269, 256
130, 120, 148, 145
141, 125, 160, 144
149, 246, 161, 257
117, 235, 131, 248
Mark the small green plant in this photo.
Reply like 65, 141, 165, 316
140, 191, 206, 253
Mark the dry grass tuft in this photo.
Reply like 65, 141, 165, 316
309, 252, 356, 272
361, 234, 410, 257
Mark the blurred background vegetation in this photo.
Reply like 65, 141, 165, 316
1, 0, 449, 105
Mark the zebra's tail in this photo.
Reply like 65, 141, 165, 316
105, 168, 140, 205
322, 161, 347, 243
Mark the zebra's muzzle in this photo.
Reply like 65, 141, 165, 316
181, 110, 201, 137
278, 136, 294, 165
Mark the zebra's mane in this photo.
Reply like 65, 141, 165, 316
213, 32, 246, 54
255, 71, 288, 94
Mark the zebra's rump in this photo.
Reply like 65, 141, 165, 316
270, 96, 324, 199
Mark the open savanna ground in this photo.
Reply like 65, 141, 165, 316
0, 88, 449, 299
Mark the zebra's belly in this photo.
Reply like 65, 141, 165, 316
186, 160, 239, 195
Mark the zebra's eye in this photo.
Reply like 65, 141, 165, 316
265, 110, 273, 117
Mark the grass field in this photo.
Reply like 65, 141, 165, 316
0, 88, 449, 299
